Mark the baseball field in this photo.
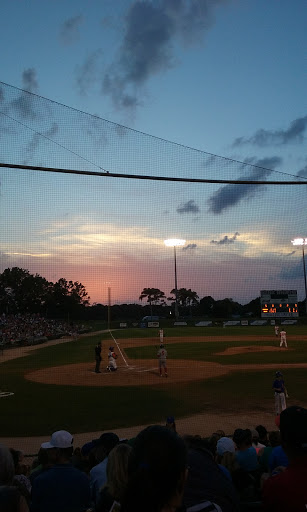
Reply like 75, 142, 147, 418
0, 325, 307, 443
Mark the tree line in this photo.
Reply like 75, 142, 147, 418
0, 267, 305, 321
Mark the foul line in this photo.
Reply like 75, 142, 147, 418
108, 330, 129, 368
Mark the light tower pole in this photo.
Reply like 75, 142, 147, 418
164, 239, 186, 320
291, 238, 307, 314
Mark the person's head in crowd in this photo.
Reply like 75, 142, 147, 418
233, 428, 252, 450
165, 416, 176, 432
40, 430, 74, 464
121, 425, 188, 512
183, 434, 217, 458
103, 443, 132, 503
215, 436, 238, 473
211, 429, 225, 441
255, 424, 269, 445
268, 430, 281, 448
216, 437, 235, 457
92, 433, 120, 465
279, 405, 307, 460
9, 449, 29, 477
251, 429, 260, 446
0, 443, 15, 485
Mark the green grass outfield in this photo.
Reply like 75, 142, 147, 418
0, 326, 306, 437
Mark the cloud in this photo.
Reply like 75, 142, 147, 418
207, 156, 282, 214
183, 243, 197, 251
23, 122, 59, 164
177, 199, 200, 214
10, 68, 38, 119
60, 15, 84, 44
103, 0, 226, 109
233, 115, 307, 147
279, 260, 303, 280
211, 232, 240, 245
297, 164, 307, 178
75, 49, 103, 95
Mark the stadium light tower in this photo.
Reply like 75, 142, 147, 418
291, 238, 307, 314
164, 239, 186, 320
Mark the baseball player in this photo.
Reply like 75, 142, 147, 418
159, 328, 164, 344
280, 328, 287, 348
157, 343, 168, 377
107, 346, 118, 372
273, 371, 288, 415
274, 325, 279, 337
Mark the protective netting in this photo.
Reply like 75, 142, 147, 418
0, 82, 306, 305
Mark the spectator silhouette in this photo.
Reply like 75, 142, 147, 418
90, 433, 119, 507
182, 434, 239, 512
0, 443, 29, 512
30, 430, 90, 512
96, 442, 132, 512
121, 425, 188, 512
262, 406, 307, 511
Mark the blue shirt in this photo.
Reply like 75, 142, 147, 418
235, 447, 259, 472
268, 445, 289, 472
90, 457, 108, 505
30, 463, 90, 512
273, 378, 285, 393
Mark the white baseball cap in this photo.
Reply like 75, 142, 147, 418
216, 436, 235, 456
41, 430, 73, 449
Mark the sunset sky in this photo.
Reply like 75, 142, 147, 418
0, 0, 307, 306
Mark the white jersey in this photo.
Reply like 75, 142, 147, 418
108, 350, 117, 369
280, 330, 286, 341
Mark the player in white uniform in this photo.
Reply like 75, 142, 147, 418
107, 346, 118, 371
280, 329, 287, 348
159, 329, 164, 344
157, 344, 168, 377
274, 325, 279, 337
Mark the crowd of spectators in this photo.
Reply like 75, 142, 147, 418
1, 405, 307, 511
0, 313, 87, 347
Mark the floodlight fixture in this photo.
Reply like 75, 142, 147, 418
164, 239, 186, 320
164, 238, 186, 247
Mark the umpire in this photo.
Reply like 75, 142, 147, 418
94, 341, 102, 373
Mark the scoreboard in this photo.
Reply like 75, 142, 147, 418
260, 290, 298, 318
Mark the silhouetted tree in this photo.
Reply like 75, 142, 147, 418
139, 288, 166, 317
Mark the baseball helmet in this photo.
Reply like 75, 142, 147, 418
275, 371, 283, 377
160, 344, 164, 348
109, 346, 114, 351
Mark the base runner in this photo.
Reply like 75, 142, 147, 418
157, 343, 168, 377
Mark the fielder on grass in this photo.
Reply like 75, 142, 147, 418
273, 371, 288, 415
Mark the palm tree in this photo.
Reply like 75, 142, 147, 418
139, 288, 166, 317
169, 288, 199, 317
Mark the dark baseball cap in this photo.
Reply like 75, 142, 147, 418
166, 416, 175, 424
93, 432, 119, 450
